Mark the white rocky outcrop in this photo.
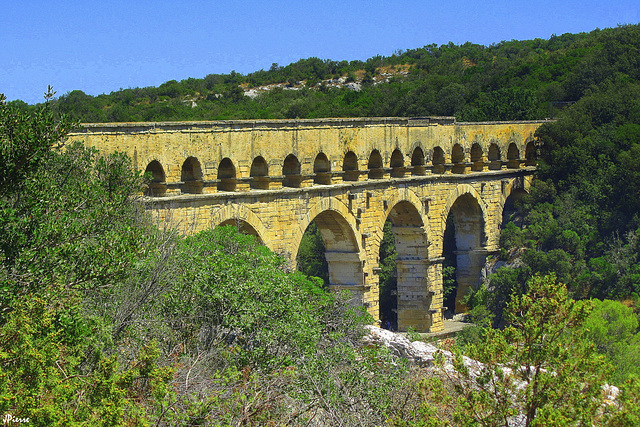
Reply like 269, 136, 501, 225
363, 325, 619, 426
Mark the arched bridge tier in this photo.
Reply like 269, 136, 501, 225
69, 117, 544, 332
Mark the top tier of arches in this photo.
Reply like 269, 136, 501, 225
143, 140, 538, 196
70, 118, 544, 197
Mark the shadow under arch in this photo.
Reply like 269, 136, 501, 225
144, 160, 166, 197
440, 184, 489, 313
210, 205, 269, 247
181, 156, 204, 194
293, 197, 365, 301
500, 178, 531, 228
371, 189, 436, 332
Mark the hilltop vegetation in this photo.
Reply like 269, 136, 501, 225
7, 24, 640, 123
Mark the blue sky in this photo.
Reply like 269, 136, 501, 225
2, 0, 638, 104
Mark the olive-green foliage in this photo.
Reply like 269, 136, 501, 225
162, 226, 335, 369
392, 275, 619, 426
494, 78, 640, 303
0, 94, 173, 425
1, 95, 413, 425
582, 299, 640, 384
296, 220, 330, 285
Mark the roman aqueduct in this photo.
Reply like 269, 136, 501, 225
69, 116, 545, 332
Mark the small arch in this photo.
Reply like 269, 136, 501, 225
488, 143, 502, 170
390, 149, 405, 178
181, 156, 203, 194
507, 143, 520, 168
217, 158, 236, 192
313, 152, 331, 185
525, 141, 536, 166
411, 147, 426, 175
368, 150, 384, 180
283, 154, 302, 188
250, 156, 269, 190
342, 151, 359, 182
144, 160, 166, 197
451, 143, 466, 174
470, 143, 484, 172
432, 147, 445, 174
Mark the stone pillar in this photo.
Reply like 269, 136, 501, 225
325, 251, 366, 304
454, 248, 488, 312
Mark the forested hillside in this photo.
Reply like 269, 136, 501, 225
8, 24, 639, 123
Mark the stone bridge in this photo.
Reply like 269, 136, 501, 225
69, 116, 546, 332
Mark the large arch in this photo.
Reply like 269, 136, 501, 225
499, 177, 532, 228
293, 197, 365, 303
381, 200, 433, 332
440, 185, 489, 313
292, 197, 363, 260
370, 189, 437, 332
210, 204, 269, 248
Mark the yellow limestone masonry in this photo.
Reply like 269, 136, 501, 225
69, 117, 545, 332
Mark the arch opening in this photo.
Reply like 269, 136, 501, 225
342, 151, 359, 182
432, 147, 445, 174
379, 201, 431, 332
144, 160, 166, 197
218, 219, 263, 244
390, 149, 405, 178
411, 147, 426, 175
368, 150, 384, 180
217, 158, 237, 192
502, 188, 528, 228
250, 156, 269, 190
296, 210, 363, 301
525, 141, 536, 166
451, 143, 466, 174
181, 156, 203, 194
470, 143, 484, 172
443, 193, 487, 314
507, 143, 520, 169
488, 143, 502, 170
313, 153, 331, 185
283, 154, 302, 188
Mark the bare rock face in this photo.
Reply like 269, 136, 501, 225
363, 325, 441, 366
